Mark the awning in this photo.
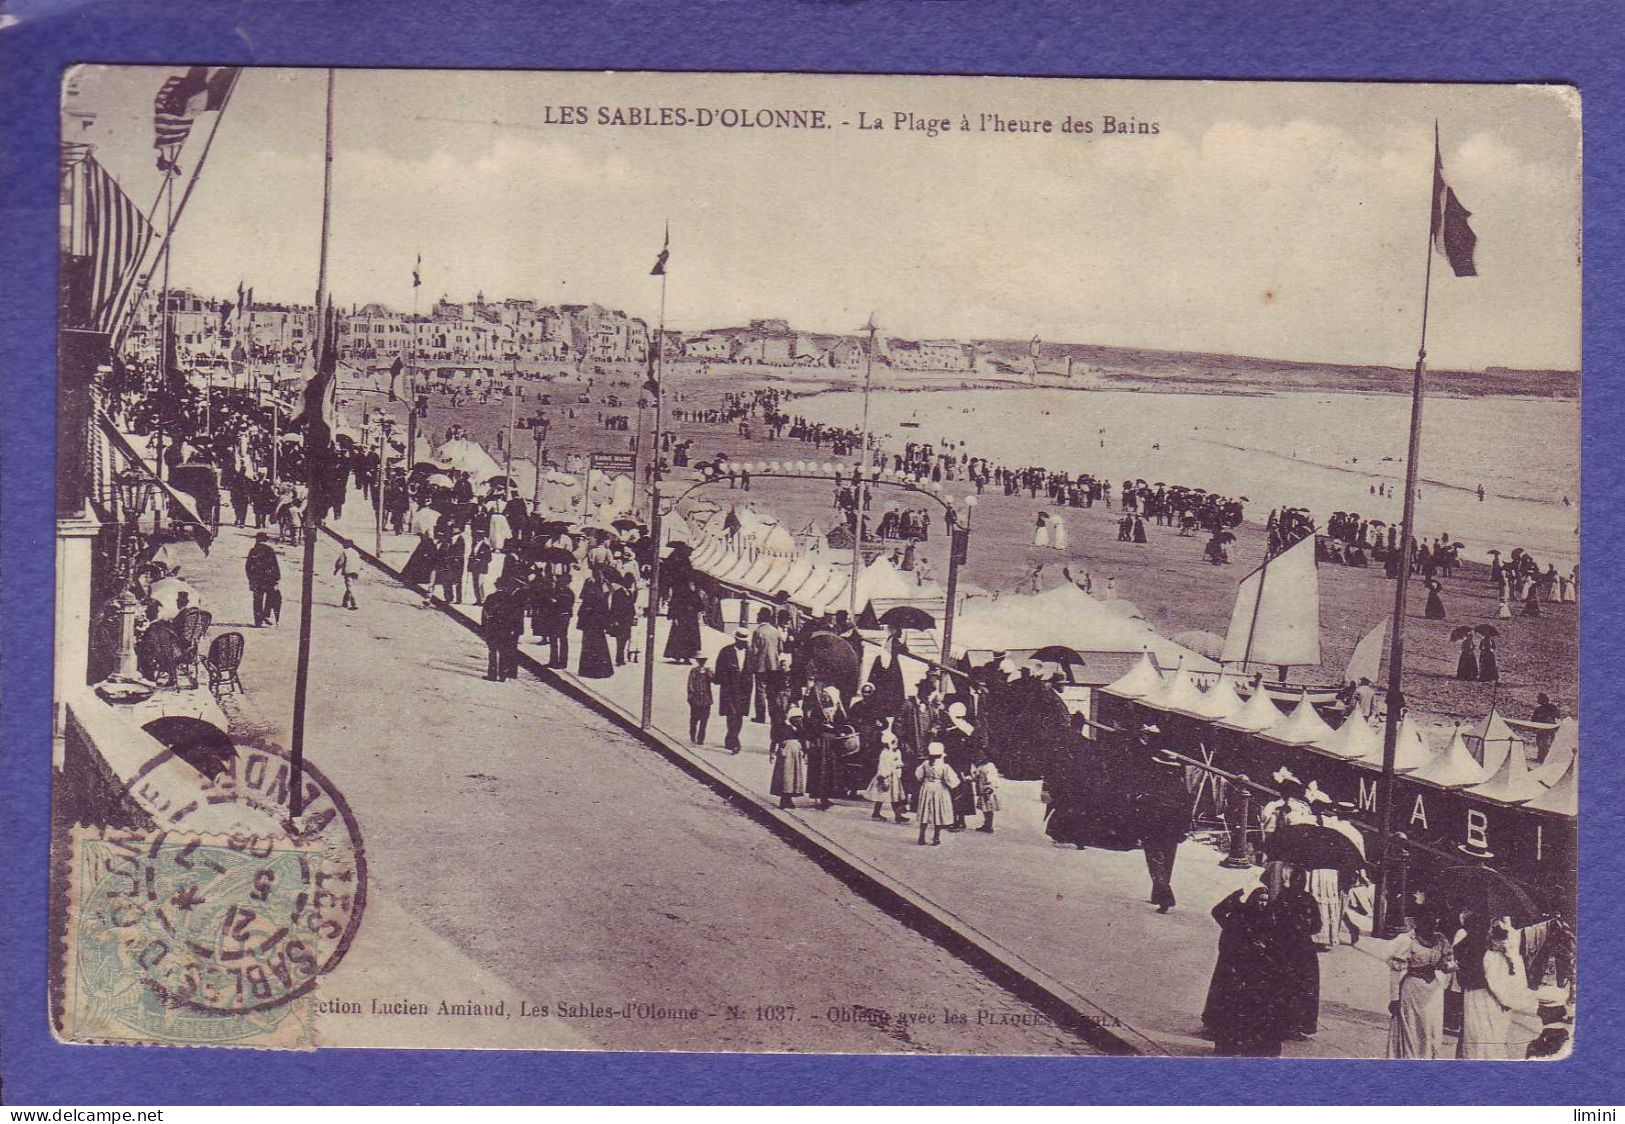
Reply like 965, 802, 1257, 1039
98, 412, 215, 553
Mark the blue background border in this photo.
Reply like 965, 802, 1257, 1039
3, 0, 1620, 1105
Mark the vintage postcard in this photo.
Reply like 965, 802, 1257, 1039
52, 68, 1578, 1057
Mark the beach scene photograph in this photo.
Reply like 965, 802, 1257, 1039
52, 69, 1578, 1058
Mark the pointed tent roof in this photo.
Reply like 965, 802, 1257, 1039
1220, 685, 1286, 734
1525, 751, 1576, 817
1184, 674, 1244, 721
1313, 713, 1381, 761
1410, 726, 1489, 788
761, 524, 796, 557
1466, 706, 1518, 770
1102, 652, 1164, 699
1467, 732, 1545, 804
854, 554, 943, 610
951, 584, 1214, 670
1262, 691, 1336, 746
1357, 714, 1432, 773
1144, 664, 1206, 713
1529, 718, 1578, 788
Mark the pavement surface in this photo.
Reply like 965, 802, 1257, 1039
175, 516, 1096, 1055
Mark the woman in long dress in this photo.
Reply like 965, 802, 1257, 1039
1387, 913, 1456, 1058
1050, 514, 1069, 551
1457, 918, 1555, 1059
1423, 578, 1447, 620
1478, 635, 1499, 682
575, 570, 616, 679
914, 743, 961, 846
1456, 635, 1480, 681
1205, 888, 1292, 1056
1032, 511, 1050, 548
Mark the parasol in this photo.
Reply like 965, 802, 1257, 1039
142, 715, 236, 781
148, 575, 202, 619
534, 520, 573, 538
1029, 644, 1088, 667
611, 517, 644, 532
531, 547, 579, 567
877, 605, 937, 631
1450, 626, 1478, 643
1432, 863, 1542, 926
1475, 624, 1500, 638
426, 473, 454, 488
1269, 823, 1364, 875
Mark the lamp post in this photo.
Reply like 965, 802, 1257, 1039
108, 471, 159, 681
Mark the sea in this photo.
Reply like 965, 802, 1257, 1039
791, 386, 1580, 569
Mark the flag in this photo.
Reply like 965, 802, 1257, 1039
642, 343, 660, 398
153, 66, 237, 170
1432, 127, 1477, 278
388, 354, 404, 401
412, 252, 422, 288
296, 302, 342, 522
650, 223, 669, 276
1221, 534, 1322, 668
81, 155, 155, 334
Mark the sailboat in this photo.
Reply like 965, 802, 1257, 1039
1219, 534, 1322, 677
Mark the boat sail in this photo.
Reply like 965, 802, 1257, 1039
1220, 534, 1321, 669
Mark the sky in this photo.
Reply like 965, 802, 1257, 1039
65, 67, 1582, 371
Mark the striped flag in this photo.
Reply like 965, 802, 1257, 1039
153, 66, 237, 171
412, 252, 422, 288
82, 155, 155, 334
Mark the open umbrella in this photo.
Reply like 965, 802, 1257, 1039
531, 547, 579, 568
1450, 625, 1478, 643
148, 575, 202, 619
611, 517, 644, 532
1270, 823, 1364, 876
877, 605, 937, 631
1211, 530, 1237, 545
1029, 644, 1087, 668
534, 520, 573, 538
426, 473, 454, 488
142, 715, 236, 781
1431, 863, 1542, 926
486, 476, 518, 490
1474, 625, 1500, 638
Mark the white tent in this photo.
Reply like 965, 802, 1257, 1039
854, 554, 943, 611
1261, 691, 1335, 746
1467, 731, 1545, 804
1183, 674, 1245, 722
434, 438, 504, 484
1409, 727, 1489, 788
1102, 652, 1164, 700
953, 584, 1214, 671
1528, 718, 1578, 788
774, 555, 814, 597
1220, 685, 1285, 735
1313, 714, 1381, 761
1357, 715, 1433, 773
1525, 752, 1576, 817
1143, 664, 1206, 713
1465, 707, 1520, 771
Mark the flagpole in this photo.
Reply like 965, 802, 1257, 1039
289, 67, 336, 820
640, 229, 669, 730
849, 317, 878, 620
1374, 122, 1440, 937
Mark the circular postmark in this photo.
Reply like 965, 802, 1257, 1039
89, 740, 367, 1018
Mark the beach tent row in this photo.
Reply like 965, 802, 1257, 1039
683, 505, 946, 619
1096, 654, 1576, 890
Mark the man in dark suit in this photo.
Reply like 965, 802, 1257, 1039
481, 576, 525, 681
1132, 732, 1192, 914
245, 532, 281, 627
714, 628, 753, 753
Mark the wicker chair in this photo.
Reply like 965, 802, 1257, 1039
141, 625, 188, 688
203, 631, 245, 698
173, 607, 212, 687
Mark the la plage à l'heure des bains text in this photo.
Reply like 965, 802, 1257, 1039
533, 105, 1160, 137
